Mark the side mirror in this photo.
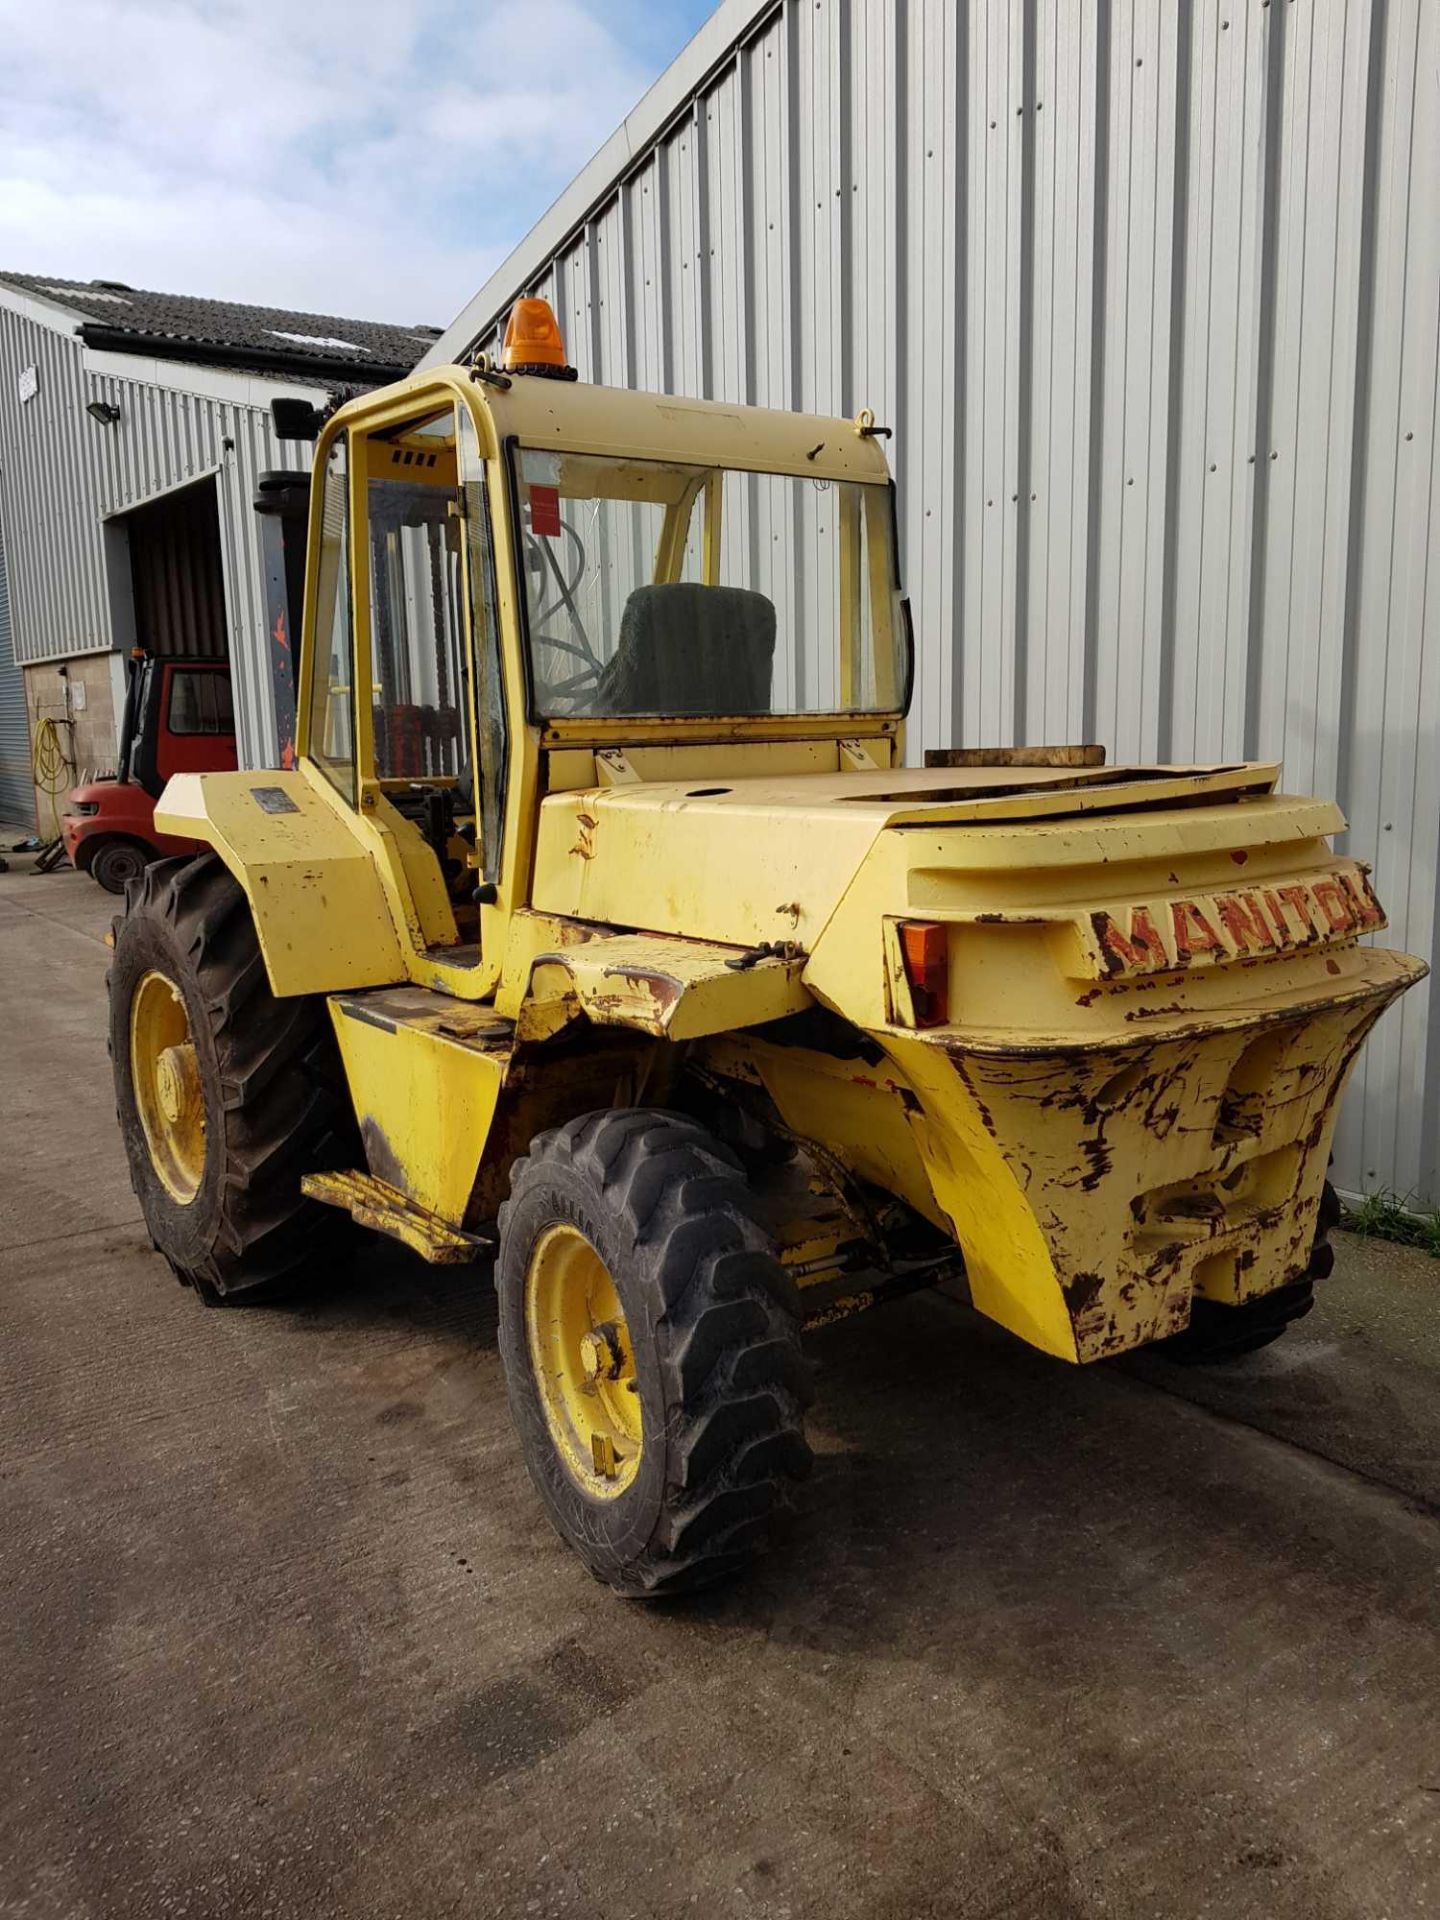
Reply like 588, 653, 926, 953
271, 396, 328, 442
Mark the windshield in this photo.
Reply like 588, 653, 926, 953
512, 448, 906, 721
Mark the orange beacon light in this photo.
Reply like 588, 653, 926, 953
501, 298, 573, 378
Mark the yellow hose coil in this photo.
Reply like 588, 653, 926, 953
32, 714, 74, 840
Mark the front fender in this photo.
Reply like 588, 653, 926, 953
155, 769, 407, 997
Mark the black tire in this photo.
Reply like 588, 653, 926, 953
497, 1109, 813, 1597
91, 837, 151, 895
109, 853, 357, 1304
1153, 1180, 1341, 1364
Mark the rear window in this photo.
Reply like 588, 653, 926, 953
167, 669, 234, 736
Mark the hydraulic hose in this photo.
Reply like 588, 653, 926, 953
31, 715, 74, 841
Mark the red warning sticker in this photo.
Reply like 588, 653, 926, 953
529, 484, 561, 538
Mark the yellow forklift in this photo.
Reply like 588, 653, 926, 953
108, 298, 1425, 1594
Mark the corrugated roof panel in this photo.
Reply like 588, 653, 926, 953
0, 271, 429, 378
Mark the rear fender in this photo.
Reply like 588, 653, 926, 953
516, 932, 812, 1044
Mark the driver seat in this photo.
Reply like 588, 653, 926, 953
597, 583, 776, 716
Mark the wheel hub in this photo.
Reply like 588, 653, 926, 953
579, 1321, 625, 1384
129, 970, 207, 1205
156, 1043, 201, 1128
524, 1224, 642, 1498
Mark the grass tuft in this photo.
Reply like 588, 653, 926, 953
1343, 1187, 1440, 1258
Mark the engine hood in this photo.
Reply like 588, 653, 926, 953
529, 759, 1287, 951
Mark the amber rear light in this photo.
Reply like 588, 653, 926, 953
899, 920, 950, 1027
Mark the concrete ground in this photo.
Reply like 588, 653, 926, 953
2, 850, 1438, 1920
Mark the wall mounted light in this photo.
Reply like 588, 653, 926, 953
85, 399, 121, 426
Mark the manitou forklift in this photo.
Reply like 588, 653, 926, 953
107, 297, 1425, 1595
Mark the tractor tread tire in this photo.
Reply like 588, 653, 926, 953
497, 1108, 813, 1598
1153, 1179, 1340, 1365
109, 853, 356, 1304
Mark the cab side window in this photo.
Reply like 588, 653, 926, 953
167, 669, 234, 735
366, 410, 470, 788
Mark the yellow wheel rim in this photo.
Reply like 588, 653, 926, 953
129, 969, 207, 1205
524, 1222, 643, 1499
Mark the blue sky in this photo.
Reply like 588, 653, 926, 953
0, 0, 717, 330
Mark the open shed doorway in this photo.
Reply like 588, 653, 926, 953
114, 474, 229, 661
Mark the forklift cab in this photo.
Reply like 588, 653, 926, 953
286, 303, 905, 1004
121, 655, 238, 796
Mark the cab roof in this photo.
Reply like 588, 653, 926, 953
337, 363, 894, 488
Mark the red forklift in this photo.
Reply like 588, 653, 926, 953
61, 463, 309, 891
62, 654, 237, 892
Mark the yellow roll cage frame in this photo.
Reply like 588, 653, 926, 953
288, 366, 907, 1004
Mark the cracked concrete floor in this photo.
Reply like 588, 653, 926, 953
2, 857, 1437, 1920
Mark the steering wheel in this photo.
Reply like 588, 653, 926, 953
524, 521, 605, 711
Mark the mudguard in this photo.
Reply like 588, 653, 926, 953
155, 769, 406, 996
517, 933, 812, 1043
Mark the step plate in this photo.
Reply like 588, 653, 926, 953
301, 1170, 492, 1265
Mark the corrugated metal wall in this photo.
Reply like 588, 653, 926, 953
0, 300, 314, 772
442, 0, 1440, 1206
0, 492, 30, 825
0, 305, 111, 663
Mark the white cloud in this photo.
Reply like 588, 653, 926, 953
0, 0, 706, 327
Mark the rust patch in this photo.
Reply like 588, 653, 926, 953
1215, 891, 1277, 953
1062, 1270, 1106, 1316
1090, 869, 1388, 977
1139, 1052, 1191, 1142
1077, 1136, 1111, 1189
1171, 899, 1225, 964
562, 965, 692, 1038
569, 812, 598, 861
604, 966, 683, 1009
1091, 905, 1168, 976
951, 1057, 1001, 1140
1159, 1190, 1226, 1224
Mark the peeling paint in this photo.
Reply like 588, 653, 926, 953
569, 812, 598, 861
1088, 866, 1387, 979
